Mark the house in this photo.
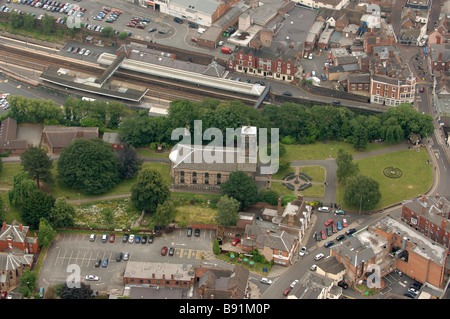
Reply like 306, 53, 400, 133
123, 261, 195, 288
294, 0, 349, 11
346, 73, 371, 95
42, 126, 99, 154
315, 255, 347, 284
401, 195, 450, 248
363, 24, 396, 55
195, 265, 249, 299
0, 117, 28, 155
429, 44, 450, 73
287, 270, 339, 299
0, 221, 38, 291
369, 72, 416, 106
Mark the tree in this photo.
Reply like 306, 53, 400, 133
118, 31, 128, 39
258, 188, 279, 206
213, 239, 221, 255
42, 14, 55, 34
101, 26, 114, 37
352, 125, 368, 151
23, 13, 35, 30
50, 198, 76, 228
8, 172, 39, 208
336, 148, 359, 185
18, 269, 37, 298
343, 175, 381, 211
9, 11, 23, 29
152, 200, 177, 226
20, 147, 54, 189
59, 282, 93, 299
21, 190, 55, 229
131, 168, 170, 212
115, 145, 143, 179
38, 218, 57, 248
57, 139, 120, 194
220, 171, 258, 209
216, 195, 240, 226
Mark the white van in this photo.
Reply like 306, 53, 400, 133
318, 206, 330, 213
198, 28, 206, 34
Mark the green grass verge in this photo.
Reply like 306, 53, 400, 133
336, 148, 433, 210
299, 165, 325, 182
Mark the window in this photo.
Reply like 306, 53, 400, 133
217, 173, 221, 185
193, 172, 197, 184
377, 83, 381, 88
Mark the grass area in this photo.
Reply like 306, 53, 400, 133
270, 182, 295, 197
137, 148, 170, 158
271, 165, 295, 180
302, 184, 325, 198
336, 148, 433, 210
215, 253, 272, 275
283, 141, 390, 161
174, 204, 218, 226
299, 165, 325, 182
0, 162, 23, 187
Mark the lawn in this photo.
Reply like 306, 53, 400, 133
0, 162, 23, 187
336, 148, 433, 210
137, 148, 170, 159
270, 181, 325, 198
283, 141, 390, 161
299, 165, 325, 182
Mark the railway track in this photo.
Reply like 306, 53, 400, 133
0, 42, 259, 105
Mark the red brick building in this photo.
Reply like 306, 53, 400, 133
401, 195, 450, 248
429, 44, 450, 73
227, 48, 297, 82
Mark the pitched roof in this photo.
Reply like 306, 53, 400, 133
43, 126, 99, 149
0, 118, 27, 151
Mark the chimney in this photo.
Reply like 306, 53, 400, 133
266, 229, 271, 236
435, 193, 440, 199
439, 52, 443, 62
277, 198, 283, 215
442, 219, 447, 229
421, 195, 426, 203
19, 223, 23, 232
439, 201, 443, 209
2, 221, 6, 231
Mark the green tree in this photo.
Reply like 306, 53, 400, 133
115, 145, 143, 180
131, 168, 170, 212
258, 188, 279, 206
8, 172, 39, 208
18, 269, 37, 298
50, 198, 76, 228
57, 139, 120, 194
20, 147, 54, 189
153, 200, 177, 226
21, 190, 55, 229
118, 31, 128, 39
59, 282, 93, 299
42, 14, 55, 34
213, 239, 221, 255
352, 125, 368, 151
101, 26, 114, 37
38, 218, 57, 247
23, 13, 35, 30
220, 171, 258, 209
9, 11, 23, 29
343, 175, 381, 211
336, 148, 359, 185
216, 195, 240, 226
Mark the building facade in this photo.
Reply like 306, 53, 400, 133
370, 73, 416, 106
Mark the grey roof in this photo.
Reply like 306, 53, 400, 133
347, 73, 370, 83
0, 251, 34, 272
291, 271, 334, 299
316, 256, 346, 275
327, 63, 360, 73
331, 236, 376, 267
430, 44, 450, 62
171, 0, 222, 15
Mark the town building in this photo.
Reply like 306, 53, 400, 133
0, 117, 28, 155
42, 126, 99, 154
369, 72, 416, 106
429, 44, 450, 73
0, 221, 38, 291
195, 265, 249, 299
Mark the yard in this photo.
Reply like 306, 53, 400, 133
336, 148, 433, 210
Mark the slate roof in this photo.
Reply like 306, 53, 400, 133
43, 126, 99, 149
331, 236, 376, 267
0, 117, 27, 151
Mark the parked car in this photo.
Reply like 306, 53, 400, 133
299, 247, 307, 256
109, 234, 115, 243
342, 219, 348, 227
314, 253, 324, 261
123, 252, 130, 261
161, 246, 168, 256
404, 291, 416, 298
282, 91, 292, 96
232, 238, 240, 246
101, 234, 108, 243
332, 100, 341, 105
135, 236, 141, 243
261, 278, 272, 285
116, 252, 122, 262
310, 264, 317, 271
318, 206, 330, 213
334, 209, 345, 215
324, 241, 334, 248
321, 230, 327, 240
337, 221, 343, 230
94, 259, 101, 267
173, 16, 183, 24
346, 228, 357, 236
148, 27, 156, 32
290, 280, 299, 288
325, 219, 334, 226
122, 234, 129, 243
169, 247, 175, 256
128, 234, 135, 243
308, 53, 313, 60
194, 229, 200, 237
158, 30, 166, 34
86, 275, 99, 281
411, 281, 423, 289
332, 224, 337, 233
336, 234, 345, 241
89, 233, 96, 242
316, 232, 321, 241
419, 86, 425, 93
102, 258, 108, 268
337, 281, 348, 289
283, 288, 291, 296
187, 228, 192, 237
326, 227, 332, 236
148, 235, 154, 244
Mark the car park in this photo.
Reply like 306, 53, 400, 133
314, 253, 324, 261
261, 278, 272, 285
299, 247, 307, 256
86, 275, 99, 281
